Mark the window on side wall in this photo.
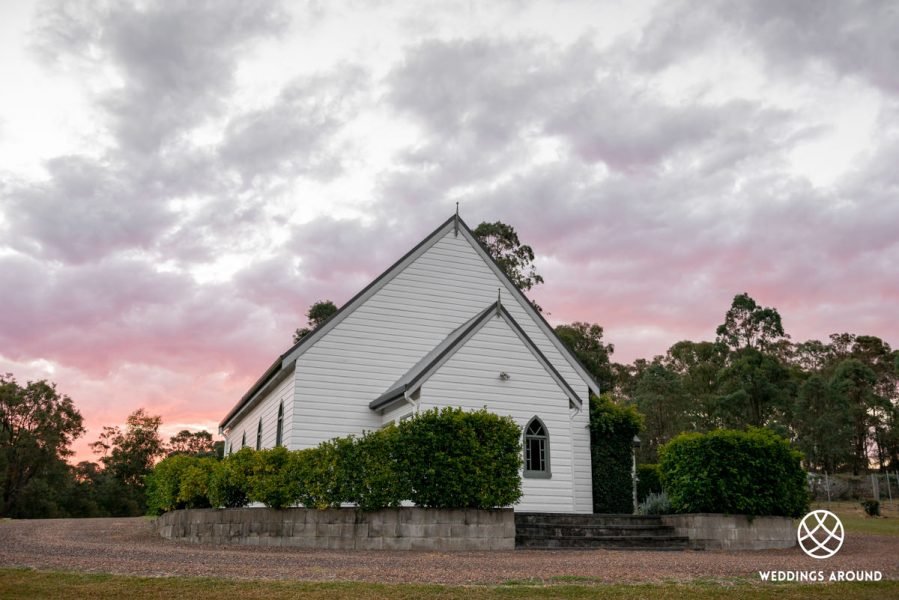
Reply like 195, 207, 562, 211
256, 418, 262, 450
523, 416, 551, 478
276, 402, 284, 447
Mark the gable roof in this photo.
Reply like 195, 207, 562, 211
219, 215, 456, 430
369, 301, 583, 412
220, 214, 599, 431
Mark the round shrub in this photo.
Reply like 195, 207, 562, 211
247, 446, 296, 509
145, 454, 203, 515
394, 407, 522, 509
291, 441, 347, 509
638, 491, 671, 515
348, 426, 407, 511
659, 428, 809, 518
177, 457, 217, 509
861, 499, 880, 517
208, 447, 255, 508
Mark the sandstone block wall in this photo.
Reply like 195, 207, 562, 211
155, 507, 515, 551
661, 513, 796, 550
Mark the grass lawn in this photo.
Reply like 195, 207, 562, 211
814, 500, 899, 537
0, 569, 897, 600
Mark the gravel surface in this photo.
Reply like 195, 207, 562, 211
0, 517, 896, 584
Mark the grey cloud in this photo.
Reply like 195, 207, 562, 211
3, 155, 176, 263
630, 0, 899, 95
0, 251, 284, 375
219, 66, 370, 184
385, 35, 802, 184
733, 0, 899, 94
8, 0, 304, 265
285, 216, 410, 283
30, 0, 289, 155
544, 90, 793, 172
387, 38, 597, 173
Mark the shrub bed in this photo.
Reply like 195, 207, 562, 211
146, 407, 521, 515
395, 407, 522, 509
658, 428, 809, 518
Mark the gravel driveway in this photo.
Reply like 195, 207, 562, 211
0, 517, 896, 584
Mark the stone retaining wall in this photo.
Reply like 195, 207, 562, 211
155, 507, 515, 551
661, 513, 796, 550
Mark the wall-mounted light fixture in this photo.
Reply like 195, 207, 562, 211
499, 371, 510, 381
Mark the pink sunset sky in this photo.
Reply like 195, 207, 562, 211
1, 1, 897, 462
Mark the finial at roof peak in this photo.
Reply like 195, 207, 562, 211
454, 202, 460, 237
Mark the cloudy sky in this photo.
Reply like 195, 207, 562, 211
1, 0, 897, 460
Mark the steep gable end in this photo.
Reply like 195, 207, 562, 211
369, 302, 582, 413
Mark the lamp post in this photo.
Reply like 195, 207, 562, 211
632, 435, 641, 514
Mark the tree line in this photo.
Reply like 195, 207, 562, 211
0, 375, 219, 519
556, 294, 898, 475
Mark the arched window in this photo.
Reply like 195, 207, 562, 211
256, 418, 262, 450
241, 431, 246, 449
523, 417, 551, 478
276, 402, 284, 447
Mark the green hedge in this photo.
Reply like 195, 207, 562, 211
247, 447, 295, 509
340, 427, 407, 511
148, 407, 521, 514
145, 455, 217, 515
395, 407, 522, 509
658, 428, 809, 518
636, 464, 662, 502
589, 394, 643, 513
207, 447, 254, 508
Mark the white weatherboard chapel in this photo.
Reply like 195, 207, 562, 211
220, 215, 598, 513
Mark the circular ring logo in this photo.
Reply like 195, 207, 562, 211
797, 510, 844, 559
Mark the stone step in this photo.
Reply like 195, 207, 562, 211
514, 513, 688, 551
515, 524, 678, 538
516, 534, 690, 550
514, 513, 663, 527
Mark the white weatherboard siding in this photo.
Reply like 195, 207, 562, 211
570, 407, 593, 513
291, 229, 590, 448
381, 401, 414, 427
420, 315, 580, 513
226, 372, 294, 452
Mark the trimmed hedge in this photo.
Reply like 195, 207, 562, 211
147, 407, 521, 514
145, 455, 217, 515
589, 394, 643, 513
207, 447, 254, 508
658, 428, 809, 518
395, 407, 522, 509
636, 464, 662, 502
247, 447, 295, 509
